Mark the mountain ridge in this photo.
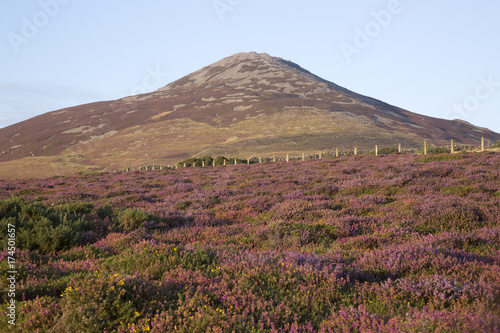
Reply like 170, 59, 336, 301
0, 52, 499, 178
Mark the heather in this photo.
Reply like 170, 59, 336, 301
1, 152, 499, 332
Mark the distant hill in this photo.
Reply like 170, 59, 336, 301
1, 52, 499, 178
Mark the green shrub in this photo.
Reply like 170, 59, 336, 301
117, 209, 150, 231
55, 274, 173, 333
18, 188, 34, 195
184, 157, 201, 167
0, 197, 23, 218
96, 205, 114, 220
59, 202, 94, 215
428, 146, 451, 154
0, 197, 95, 253
177, 156, 214, 167
214, 156, 228, 165
378, 147, 399, 155
199, 155, 214, 166
227, 157, 244, 164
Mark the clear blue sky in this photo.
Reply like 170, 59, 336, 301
1, 0, 499, 133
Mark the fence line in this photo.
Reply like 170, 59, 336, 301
124, 137, 493, 172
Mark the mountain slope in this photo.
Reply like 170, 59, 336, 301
0, 52, 498, 178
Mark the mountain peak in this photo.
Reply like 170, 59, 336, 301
158, 52, 322, 91
1, 52, 499, 178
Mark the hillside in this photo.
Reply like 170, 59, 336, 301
0, 153, 499, 331
1, 52, 499, 178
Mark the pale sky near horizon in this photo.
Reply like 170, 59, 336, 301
1, 0, 499, 135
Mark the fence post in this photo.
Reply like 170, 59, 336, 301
481, 137, 485, 151
336, 148, 339, 157
286, 153, 289, 162
183, 163, 186, 168
213, 159, 215, 167
273, 154, 276, 162
247, 158, 250, 165
235, 158, 237, 165
302, 152, 305, 161
375, 145, 378, 156
398, 143, 401, 154
424, 140, 427, 155
319, 152, 322, 159
259, 157, 262, 164
354, 147, 357, 156
223, 160, 226, 166
451, 139, 454, 154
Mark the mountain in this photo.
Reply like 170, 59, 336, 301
1, 52, 499, 178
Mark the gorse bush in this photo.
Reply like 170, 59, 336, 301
214, 155, 228, 165
427, 146, 451, 154
378, 147, 399, 155
199, 155, 214, 166
96, 204, 114, 220
177, 156, 214, 167
0, 197, 95, 253
117, 208, 150, 231
54, 274, 171, 333
177, 155, 250, 167
59, 202, 94, 215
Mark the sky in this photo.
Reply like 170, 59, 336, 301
1, 0, 499, 134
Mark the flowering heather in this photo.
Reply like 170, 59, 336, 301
1, 152, 500, 332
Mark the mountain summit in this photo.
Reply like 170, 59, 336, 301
1, 52, 499, 178
159, 52, 340, 90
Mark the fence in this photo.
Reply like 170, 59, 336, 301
123, 137, 493, 172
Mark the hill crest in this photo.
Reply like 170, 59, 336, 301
0, 52, 499, 178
